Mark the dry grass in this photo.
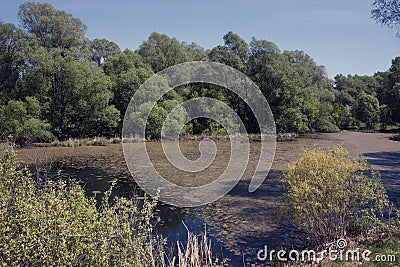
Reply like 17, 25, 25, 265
167, 223, 223, 267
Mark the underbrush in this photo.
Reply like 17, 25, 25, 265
33, 137, 122, 147
0, 146, 222, 266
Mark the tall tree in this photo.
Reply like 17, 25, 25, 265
223, 31, 249, 66
353, 92, 380, 129
91, 38, 121, 66
181, 41, 207, 61
248, 38, 312, 132
0, 22, 26, 102
104, 50, 154, 123
18, 2, 88, 57
208, 45, 245, 71
137, 32, 192, 72
48, 57, 120, 138
386, 57, 400, 123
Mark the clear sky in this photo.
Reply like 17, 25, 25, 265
1, 0, 399, 78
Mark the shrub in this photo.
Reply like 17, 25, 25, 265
0, 146, 222, 266
282, 145, 389, 246
0, 98, 53, 146
0, 146, 165, 266
314, 116, 340, 133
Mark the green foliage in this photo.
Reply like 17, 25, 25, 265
379, 104, 391, 130
18, 1, 88, 57
334, 74, 379, 100
90, 38, 121, 66
137, 32, 192, 72
0, 97, 52, 145
314, 104, 340, 133
276, 108, 308, 133
0, 147, 224, 266
209, 45, 245, 71
384, 57, 400, 123
223, 31, 249, 64
181, 41, 208, 61
0, 147, 166, 266
283, 146, 389, 246
129, 99, 188, 140
0, 22, 27, 102
314, 117, 340, 133
353, 92, 380, 130
104, 49, 154, 127
331, 104, 352, 130
3, 1, 400, 143
44, 57, 120, 138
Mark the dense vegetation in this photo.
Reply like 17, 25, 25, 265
282, 146, 394, 246
281, 146, 400, 265
0, 147, 222, 266
0, 147, 164, 266
1, 2, 399, 145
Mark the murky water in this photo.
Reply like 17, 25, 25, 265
16, 132, 400, 266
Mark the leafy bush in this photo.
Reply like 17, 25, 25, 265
0, 97, 53, 146
353, 92, 380, 130
0, 147, 165, 266
0, 147, 223, 266
282, 145, 389, 246
314, 116, 340, 133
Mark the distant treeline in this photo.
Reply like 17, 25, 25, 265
1, 2, 399, 145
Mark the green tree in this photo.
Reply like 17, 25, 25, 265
353, 92, 380, 129
46, 57, 119, 138
90, 38, 121, 66
282, 50, 328, 89
314, 103, 340, 132
0, 22, 27, 102
332, 104, 353, 130
0, 97, 52, 145
247, 38, 311, 132
223, 31, 249, 66
385, 57, 400, 123
104, 50, 154, 118
208, 45, 245, 71
181, 41, 208, 61
18, 2, 88, 57
160, 99, 188, 137
379, 104, 391, 130
334, 74, 379, 100
137, 32, 192, 72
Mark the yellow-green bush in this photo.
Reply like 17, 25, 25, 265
0, 147, 165, 266
0, 147, 223, 267
283, 145, 389, 246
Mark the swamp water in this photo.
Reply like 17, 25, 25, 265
16, 132, 400, 266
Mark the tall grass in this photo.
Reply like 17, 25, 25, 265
167, 224, 218, 267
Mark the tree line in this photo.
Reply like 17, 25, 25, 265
0, 2, 399, 145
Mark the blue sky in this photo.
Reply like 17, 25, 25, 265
1, 0, 399, 78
